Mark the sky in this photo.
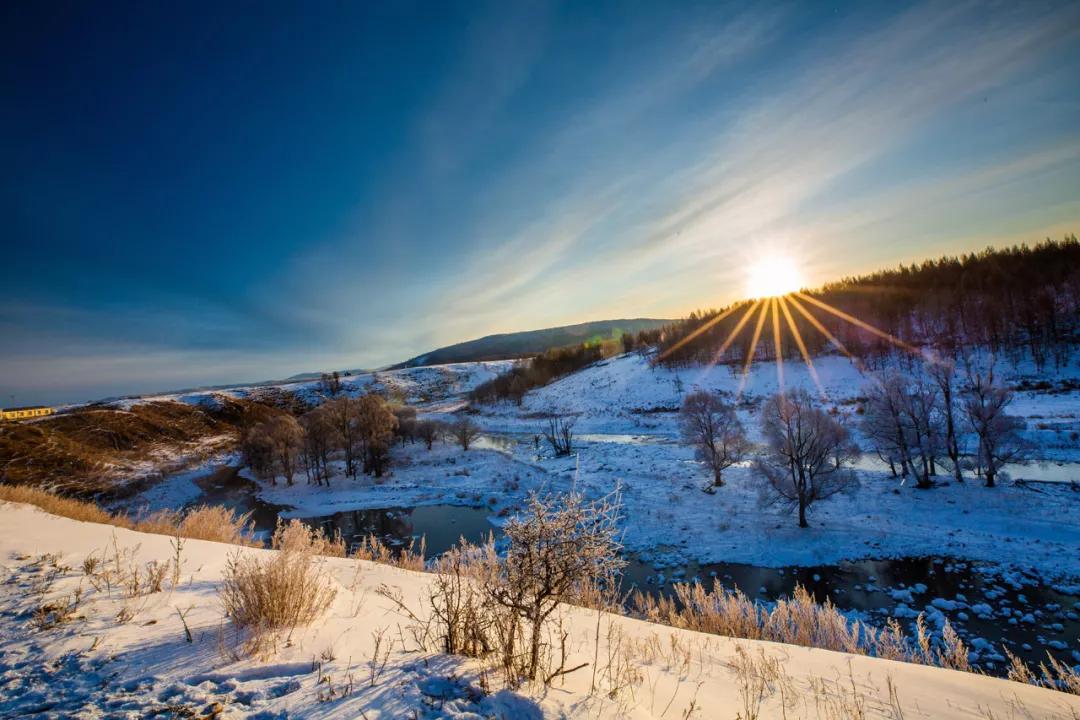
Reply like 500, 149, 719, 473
3, 0, 1080, 406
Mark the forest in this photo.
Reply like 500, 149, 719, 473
653, 237, 1080, 370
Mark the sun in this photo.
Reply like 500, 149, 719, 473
746, 254, 803, 299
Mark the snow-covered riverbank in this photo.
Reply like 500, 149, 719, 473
3, 501, 1078, 719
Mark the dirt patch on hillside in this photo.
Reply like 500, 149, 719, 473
0, 395, 291, 499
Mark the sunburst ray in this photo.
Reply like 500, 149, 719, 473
785, 294, 866, 372
770, 297, 785, 393
795, 291, 919, 355
658, 302, 743, 362
777, 295, 825, 399
737, 300, 770, 398
697, 299, 763, 381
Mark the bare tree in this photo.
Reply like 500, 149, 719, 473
323, 397, 361, 478
759, 389, 857, 528
300, 406, 339, 486
267, 415, 305, 486
319, 371, 343, 398
240, 423, 276, 483
394, 405, 418, 446
928, 357, 964, 482
963, 364, 1026, 487
415, 419, 441, 450
542, 416, 575, 457
242, 415, 304, 486
900, 372, 946, 489
679, 390, 749, 488
451, 416, 480, 451
356, 393, 398, 477
486, 491, 624, 683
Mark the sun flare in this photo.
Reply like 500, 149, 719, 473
746, 254, 803, 299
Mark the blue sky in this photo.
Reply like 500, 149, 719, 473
3, 1, 1080, 406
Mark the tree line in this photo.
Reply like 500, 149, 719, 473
469, 342, 606, 404
240, 391, 484, 486
657, 237, 1080, 370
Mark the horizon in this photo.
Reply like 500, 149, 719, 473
4, 1, 1080, 406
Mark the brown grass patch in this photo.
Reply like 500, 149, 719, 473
0, 485, 258, 546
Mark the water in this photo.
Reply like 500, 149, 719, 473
182, 465, 288, 537
854, 455, 1080, 485
299, 504, 497, 556
473, 431, 673, 455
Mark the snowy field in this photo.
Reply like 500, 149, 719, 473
2, 502, 1078, 719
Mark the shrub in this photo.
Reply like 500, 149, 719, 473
220, 524, 338, 636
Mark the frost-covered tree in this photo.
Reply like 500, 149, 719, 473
679, 390, 749, 488
900, 372, 946, 488
759, 389, 857, 528
860, 373, 914, 479
962, 365, 1025, 487
487, 491, 623, 682
862, 371, 945, 488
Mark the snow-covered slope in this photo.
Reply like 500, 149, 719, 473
105, 360, 515, 413
2, 501, 1077, 719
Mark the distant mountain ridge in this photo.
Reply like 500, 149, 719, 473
388, 318, 672, 369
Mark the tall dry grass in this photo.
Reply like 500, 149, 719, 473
352, 532, 426, 571
0, 484, 258, 546
0, 484, 117, 525
219, 522, 338, 641
633, 581, 971, 670
272, 518, 347, 557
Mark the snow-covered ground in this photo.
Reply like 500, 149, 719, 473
3, 501, 1078, 719
103, 360, 515, 413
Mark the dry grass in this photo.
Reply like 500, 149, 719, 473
633, 581, 972, 672
272, 519, 347, 557
1007, 648, 1080, 696
219, 522, 338, 643
0, 485, 258, 546
351, 532, 426, 571
0, 484, 117, 524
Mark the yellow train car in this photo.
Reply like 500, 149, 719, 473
0, 406, 54, 421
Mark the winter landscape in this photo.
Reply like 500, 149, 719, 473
4, 2, 1080, 719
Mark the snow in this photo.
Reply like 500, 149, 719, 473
2, 501, 1077, 719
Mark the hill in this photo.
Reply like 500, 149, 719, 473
388, 318, 671, 369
